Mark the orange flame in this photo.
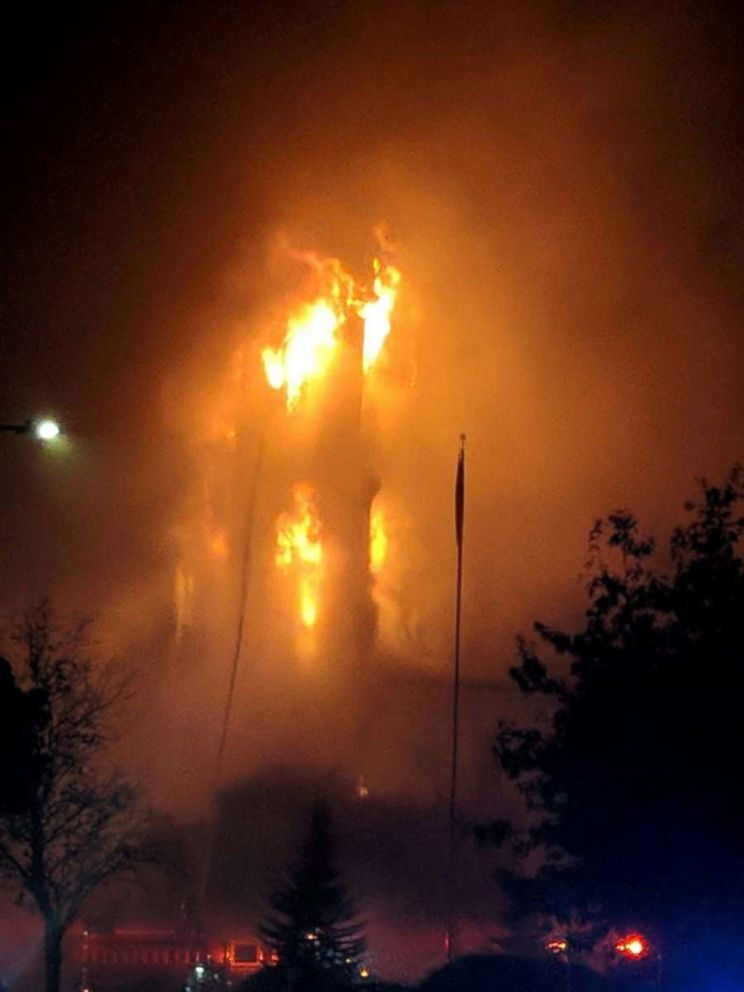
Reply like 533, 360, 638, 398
276, 485, 323, 629
360, 260, 401, 373
262, 299, 341, 411
261, 255, 401, 410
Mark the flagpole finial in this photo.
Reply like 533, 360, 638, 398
459, 433, 466, 448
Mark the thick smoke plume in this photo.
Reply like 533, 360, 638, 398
1, 2, 743, 965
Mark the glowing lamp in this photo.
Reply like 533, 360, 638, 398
546, 939, 569, 954
33, 418, 61, 441
615, 933, 649, 959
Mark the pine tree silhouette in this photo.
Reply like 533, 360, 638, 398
260, 802, 365, 991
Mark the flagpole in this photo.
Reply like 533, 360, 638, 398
446, 433, 466, 963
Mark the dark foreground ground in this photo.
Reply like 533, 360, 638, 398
72, 954, 637, 992
234, 955, 622, 992
417, 954, 615, 991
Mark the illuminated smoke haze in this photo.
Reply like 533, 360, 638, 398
2, 0, 744, 971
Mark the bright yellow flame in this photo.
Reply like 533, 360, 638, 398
369, 505, 388, 575
262, 299, 341, 410
276, 485, 323, 628
276, 486, 323, 569
261, 254, 401, 409
360, 261, 401, 373
300, 578, 318, 628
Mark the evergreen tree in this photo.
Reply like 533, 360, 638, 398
260, 802, 365, 992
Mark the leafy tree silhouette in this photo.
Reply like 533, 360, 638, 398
0, 601, 143, 992
259, 802, 365, 992
491, 467, 744, 987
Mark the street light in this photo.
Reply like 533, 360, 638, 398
33, 418, 61, 441
614, 931, 662, 987
0, 417, 62, 441
546, 937, 573, 992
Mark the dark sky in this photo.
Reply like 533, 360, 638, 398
2, 0, 744, 976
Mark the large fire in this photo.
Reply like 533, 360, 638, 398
261, 256, 401, 411
275, 485, 323, 630
261, 248, 402, 647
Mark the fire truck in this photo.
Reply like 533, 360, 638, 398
77, 926, 266, 990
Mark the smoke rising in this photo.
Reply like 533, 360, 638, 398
2, 1, 743, 964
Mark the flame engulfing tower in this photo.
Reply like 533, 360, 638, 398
261, 254, 400, 677
152, 249, 401, 814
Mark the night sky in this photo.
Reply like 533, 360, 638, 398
2, 0, 744, 978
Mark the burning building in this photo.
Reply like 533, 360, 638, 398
136, 240, 431, 965
156, 243, 408, 799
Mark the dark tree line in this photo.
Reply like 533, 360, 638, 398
492, 467, 744, 987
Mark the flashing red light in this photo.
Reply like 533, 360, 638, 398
615, 933, 649, 959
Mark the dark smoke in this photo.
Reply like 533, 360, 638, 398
2, 0, 743, 975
